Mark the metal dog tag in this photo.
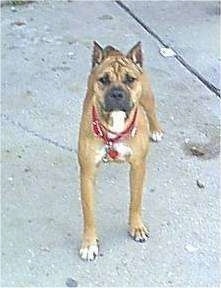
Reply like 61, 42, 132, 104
102, 144, 109, 163
102, 153, 109, 163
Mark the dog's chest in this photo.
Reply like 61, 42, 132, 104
95, 111, 133, 163
96, 143, 132, 163
96, 142, 132, 163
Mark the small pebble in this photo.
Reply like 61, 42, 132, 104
68, 52, 74, 56
196, 179, 205, 189
40, 246, 50, 252
11, 6, 17, 12
65, 278, 78, 287
190, 146, 205, 157
11, 21, 26, 26
185, 244, 198, 253
159, 47, 176, 57
99, 14, 113, 20
41, 37, 53, 43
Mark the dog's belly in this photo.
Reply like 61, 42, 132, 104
95, 143, 132, 164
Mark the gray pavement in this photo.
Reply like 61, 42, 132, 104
120, 1, 220, 90
1, 1, 220, 287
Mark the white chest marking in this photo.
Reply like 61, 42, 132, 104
95, 143, 132, 164
113, 142, 132, 160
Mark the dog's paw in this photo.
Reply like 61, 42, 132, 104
129, 224, 150, 242
150, 130, 163, 142
80, 240, 99, 261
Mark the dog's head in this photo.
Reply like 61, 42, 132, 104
89, 41, 144, 117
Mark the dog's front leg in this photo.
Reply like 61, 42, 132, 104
140, 86, 163, 142
129, 160, 150, 242
79, 163, 99, 261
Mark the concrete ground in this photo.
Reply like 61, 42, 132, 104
1, 1, 220, 287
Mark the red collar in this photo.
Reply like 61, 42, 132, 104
92, 105, 137, 160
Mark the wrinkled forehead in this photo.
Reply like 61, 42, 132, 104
95, 56, 141, 79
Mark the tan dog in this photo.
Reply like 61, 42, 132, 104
78, 41, 163, 261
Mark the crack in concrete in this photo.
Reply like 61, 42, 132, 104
1, 113, 73, 152
115, 0, 220, 98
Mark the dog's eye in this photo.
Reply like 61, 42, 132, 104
98, 74, 110, 86
124, 74, 136, 85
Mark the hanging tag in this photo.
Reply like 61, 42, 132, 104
102, 144, 110, 163
102, 154, 109, 163
108, 149, 119, 159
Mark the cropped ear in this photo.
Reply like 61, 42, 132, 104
127, 41, 143, 67
92, 41, 104, 68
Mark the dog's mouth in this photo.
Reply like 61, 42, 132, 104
104, 102, 133, 116
102, 87, 134, 117
100, 101, 134, 118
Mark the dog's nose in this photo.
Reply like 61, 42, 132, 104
110, 88, 125, 100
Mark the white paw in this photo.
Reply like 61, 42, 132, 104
80, 244, 99, 261
150, 131, 163, 142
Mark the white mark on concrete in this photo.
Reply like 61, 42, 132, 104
159, 47, 176, 57
185, 244, 198, 253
